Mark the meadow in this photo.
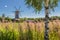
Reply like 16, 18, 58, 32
0, 20, 60, 40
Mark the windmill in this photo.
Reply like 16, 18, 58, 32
2, 13, 5, 22
13, 6, 22, 22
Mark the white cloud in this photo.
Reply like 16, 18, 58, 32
4, 5, 8, 8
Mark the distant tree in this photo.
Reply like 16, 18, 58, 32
0, 17, 2, 22
5, 16, 12, 21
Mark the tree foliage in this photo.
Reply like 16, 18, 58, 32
25, 0, 60, 12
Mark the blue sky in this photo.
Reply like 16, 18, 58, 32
0, 0, 60, 18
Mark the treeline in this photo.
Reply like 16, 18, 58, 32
20, 16, 60, 22
0, 16, 60, 22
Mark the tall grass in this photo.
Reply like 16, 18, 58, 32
0, 20, 60, 40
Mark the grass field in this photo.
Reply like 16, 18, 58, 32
0, 20, 60, 40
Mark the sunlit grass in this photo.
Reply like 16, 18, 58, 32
0, 20, 60, 40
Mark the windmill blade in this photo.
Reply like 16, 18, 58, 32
18, 6, 21, 10
11, 11, 15, 12
14, 6, 17, 10
18, 6, 24, 12
20, 14, 22, 17
19, 13, 22, 17
20, 10, 24, 12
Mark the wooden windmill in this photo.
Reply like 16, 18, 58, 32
13, 7, 22, 21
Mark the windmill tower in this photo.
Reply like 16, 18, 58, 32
14, 7, 21, 21
2, 13, 5, 22
15, 9, 19, 19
